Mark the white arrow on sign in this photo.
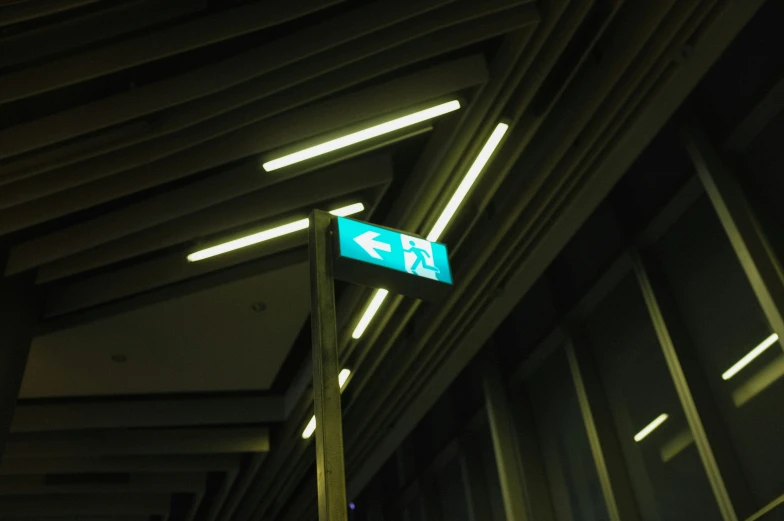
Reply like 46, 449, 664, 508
354, 231, 391, 259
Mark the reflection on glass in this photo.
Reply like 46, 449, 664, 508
653, 196, 784, 512
660, 429, 695, 463
634, 413, 669, 442
527, 350, 610, 521
584, 274, 721, 520
722, 333, 779, 380
731, 355, 784, 407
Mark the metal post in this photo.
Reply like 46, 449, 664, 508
309, 210, 348, 521
680, 116, 784, 349
0, 268, 41, 461
483, 349, 530, 521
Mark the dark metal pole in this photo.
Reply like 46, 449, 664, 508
309, 210, 348, 521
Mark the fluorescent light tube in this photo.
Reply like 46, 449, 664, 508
427, 122, 509, 242
338, 368, 351, 388
187, 203, 364, 262
722, 333, 779, 380
263, 100, 461, 172
302, 416, 316, 439
330, 202, 365, 217
351, 123, 510, 338
634, 413, 669, 442
351, 289, 389, 339
302, 368, 352, 439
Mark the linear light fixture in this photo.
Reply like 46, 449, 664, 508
722, 333, 779, 380
350, 123, 510, 338
302, 368, 352, 439
187, 203, 364, 262
263, 100, 462, 172
351, 289, 389, 339
427, 122, 509, 242
634, 413, 669, 442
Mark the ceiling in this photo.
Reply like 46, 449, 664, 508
20, 261, 310, 398
0, 0, 771, 520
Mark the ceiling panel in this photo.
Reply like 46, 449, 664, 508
20, 262, 308, 398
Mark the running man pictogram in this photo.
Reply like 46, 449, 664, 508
404, 240, 440, 274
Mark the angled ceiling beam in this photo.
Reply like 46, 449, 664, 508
0, 472, 206, 495
10, 148, 396, 275
0, 494, 171, 516
30, 155, 393, 296
0, 0, 530, 182
11, 396, 284, 433
0, 455, 241, 475
0, 55, 483, 239
0, 0, 204, 69
724, 77, 784, 151
43, 239, 309, 318
206, 465, 241, 521
36, 246, 307, 332
0, 0, 100, 27
0, 54, 484, 239
4, 427, 269, 458
0, 0, 342, 104
33, 153, 393, 281
0, 0, 455, 158
214, 454, 266, 521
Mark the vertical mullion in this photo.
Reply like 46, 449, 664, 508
483, 349, 531, 521
506, 389, 557, 521
635, 250, 757, 518
632, 250, 738, 521
458, 434, 494, 521
680, 116, 784, 349
565, 332, 642, 521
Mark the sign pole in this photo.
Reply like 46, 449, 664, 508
309, 209, 348, 521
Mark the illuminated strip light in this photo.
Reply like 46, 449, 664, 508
187, 203, 364, 262
350, 123, 510, 339
263, 100, 462, 172
634, 413, 669, 442
302, 369, 352, 439
427, 123, 509, 242
351, 289, 389, 340
722, 333, 779, 381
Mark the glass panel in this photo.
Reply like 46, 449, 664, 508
478, 424, 508, 521
526, 349, 610, 521
583, 273, 722, 521
405, 497, 424, 521
436, 458, 470, 521
654, 195, 784, 513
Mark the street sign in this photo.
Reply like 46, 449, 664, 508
333, 217, 452, 300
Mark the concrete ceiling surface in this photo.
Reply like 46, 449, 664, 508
20, 262, 309, 398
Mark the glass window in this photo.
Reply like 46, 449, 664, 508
436, 458, 470, 521
653, 195, 784, 513
477, 424, 508, 521
583, 273, 722, 521
526, 349, 610, 521
404, 497, 424, 521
